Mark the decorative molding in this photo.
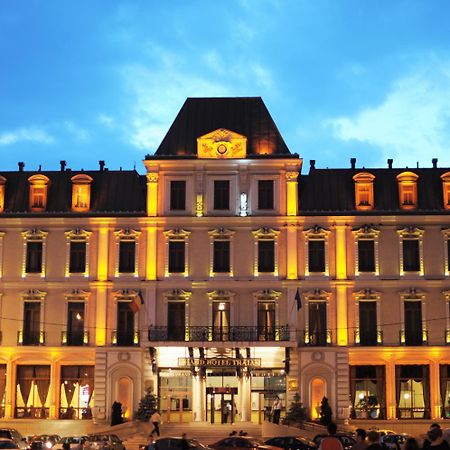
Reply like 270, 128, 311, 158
252, 289, 282, 301
21, 289, 47, 300
197, 128, 247, 159
163, 228, 191, 240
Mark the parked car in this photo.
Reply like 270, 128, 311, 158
28, 435, 61, 450
155, 437, 212, 450
211, 437, 283, 450
380, 434, 411, 450
83, 435, 125, 450
265, 436, 316, 450
0, 430, 27, 450
312, 434, 356, 450
53, 437, 87, 450
0, 439, 20, 449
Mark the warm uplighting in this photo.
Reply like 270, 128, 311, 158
397, 171, 418, 210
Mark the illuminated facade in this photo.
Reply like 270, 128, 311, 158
0, 98, 450, 425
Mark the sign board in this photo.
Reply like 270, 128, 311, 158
178, 357, 261, 368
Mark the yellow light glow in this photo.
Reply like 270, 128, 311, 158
146, 173, 158, 217
146, 227, 157, 280
336, 285, 348, 346
335, 226, 347, 280
97, 228, 109, 281
286, 177, 298, 216
196, 194, 203, 217
95, 286, 107, 346
286, 226, 298, 280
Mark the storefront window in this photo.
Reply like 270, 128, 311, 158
251, 369, 286, 422
0, 365, 5, 418
396, 365, 430, 419
59, 366, 94, 419
15, 365, 50, 418
159, 369, 192, 423
439, 365, 450, 418
350, 366, 385, 419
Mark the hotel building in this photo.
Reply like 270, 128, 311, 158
0, 97, 450, 425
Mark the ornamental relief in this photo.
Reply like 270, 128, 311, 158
197, 128, 247, 159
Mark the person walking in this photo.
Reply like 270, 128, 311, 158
271, 396, 282, 424
150, 410, 162, 437
351, 429, 368, 450
318, 423, 344, 450
366, 431, 383, 450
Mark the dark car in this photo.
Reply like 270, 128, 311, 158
29, 435, 60, 450
380, 434, 411, 450
265, 437, 316, 450
155, 438, 211, 450
0, 430, 27, 450
83, 435, 125, 450
312, 435, 356, 450
211, 437, 282, 450
0, 439, 19, 450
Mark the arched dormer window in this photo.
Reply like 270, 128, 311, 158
441, 172, 450, 210
71, 174, 93, 212
396, 171, 418, 210
28, 174, 50, 212
353, 172, 375, 210
0, 176, 6, 213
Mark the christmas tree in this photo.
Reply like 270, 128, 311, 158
111, 401, 123, 426
283, 393, 307, 425
136, 388, 159, 421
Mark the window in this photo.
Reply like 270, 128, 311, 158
0, 176, 6, 213
59, 366, 94, 419
404, 301, 423, 346
353, 226, 380, 276
67, 302, 85, 346
396, 365, 430, 419
164, 228, 190, 277
214, 180, 230, 210
28, 174, 49, 212
443, 229, 450, 276
70, 242, 86, 273
353, 172, 375, 210
23, 302, 41, 345
397, 172, 419, 210
170, 180, 186, 211
15, 365, 50, 418
258, 180, 274, 210
169, 241, 185, 273
308, 302, 327, 346
71, 174, 93, 212
358, 240, 375, 272
65, 229, 91, 277
22, 229, 47, 277
167, 301, 185, 340
116, 302, 135, 346
398, 227, 424, 275
26, 242, 43, 273
359, 301, 378, 346
252, 228, 279, 276
114, 229, 140, 277
304, 226, 330, 276
213, 241, 230, 273
257, 302, 275, 340
441, 172, 450, 209
308, 241, 325, 273
212, 302, 230, 341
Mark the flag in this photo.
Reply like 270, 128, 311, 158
129, 291, 144, 314
295, 288, 302, 311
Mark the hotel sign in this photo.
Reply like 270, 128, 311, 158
178, 357, 261, 368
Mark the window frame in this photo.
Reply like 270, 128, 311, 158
114, 229, 141, 278
164, 228, 191, 278
353, 172, 375, 211
441, 172, 450, 210
397, 227, 424, 276
303, 290, 331, 345
205, 175, 237, 215
352, 226, 380, 276
354, 289, 382, 345
112, 290, 141, 346
22, 229, 48, 278
71, 174, 93, 212
250, 176, 280, 215
65, 229, 92, 278
396, 172, 419, 210
303, 226, 330, 277
28, 174, 50, 212
252, 227, 280, 277
208, 228, 235, 277
63, 289, 90, 346
19, 289, 47, 345
400, 289, 427, 345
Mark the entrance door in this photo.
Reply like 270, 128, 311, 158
206, 387, 237, 424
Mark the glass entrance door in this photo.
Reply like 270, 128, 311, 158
206, 387, 238, 424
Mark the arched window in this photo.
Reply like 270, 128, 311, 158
71, 174, 93, 212
353, 172, 375, 210
396, 172, 418, 210
441, 172, 450, 210
28, 175, 50, 212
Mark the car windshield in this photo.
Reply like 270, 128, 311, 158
0, 442, 17, 449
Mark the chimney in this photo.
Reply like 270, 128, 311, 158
60, 160, 66, 172
387, 159, 393, 169
18, 162, 25, 172
432, 158, 438, 169
310, 160, 316, 170
99, 160, 105, 171
350, 158, 356, 169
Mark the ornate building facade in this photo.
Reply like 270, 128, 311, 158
0, 97, 450, 425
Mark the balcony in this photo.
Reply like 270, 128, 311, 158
354, 329, 383, 346
301, 330, 332, 346
148, 325, 290, 342
17, 330, 45, 345
399, 329, 428, 346
61, 330, 89, 346
112, 329, 140, 346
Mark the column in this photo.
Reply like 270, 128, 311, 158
146, 173, 159, 217
5, 361, 14, 418
385, 360, 396, 419
239, 374, 251, 422
430, 360, 441, 420
285, 171, 298, 216
286, 225, 298, 280
192, 375, 205, 422
146, 226, 157, 280
334, 225, 347, 280
336, 285, 348, 346
49, 361, 57, 419
96, 227, 109, 346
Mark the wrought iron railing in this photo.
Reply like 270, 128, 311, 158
399, 329, 428, 346
17, 330, 45, 345
61, 330, 89, 346
111, 329, 140, 346
15, 406, 49, 419
148, 325, 290, 342
354, 329, 383, 346
302, 330, 332, 346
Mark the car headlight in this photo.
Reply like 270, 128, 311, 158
46, 443, 52, 449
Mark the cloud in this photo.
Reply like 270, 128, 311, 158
0, 127, 55, 145
326, 63, 450, 166
63, 120, 90, 142
98, 113, 116, 128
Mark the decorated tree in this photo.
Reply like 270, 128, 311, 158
282, 393, 308, 425
319, 396, 332, 426
136, 388, 158, 421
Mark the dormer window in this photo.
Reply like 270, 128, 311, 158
353, 172, 375, 210
28, 175, 49, 211
71, 174, 93, 212
441, 172, 450, 209
396, 172, 418, 210
0, 176, 6, 213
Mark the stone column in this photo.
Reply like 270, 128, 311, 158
146, 173, 159, 217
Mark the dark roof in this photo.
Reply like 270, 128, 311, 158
0, 170, 146, 216
299, 167, 450, 214
151, 97, 293, 157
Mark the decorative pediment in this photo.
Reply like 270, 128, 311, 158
164, 289, 192, 301
352, 225, 380, 239
303, 289, 330, 301
65, 228, 92, 241
443, 290, 450, 301
253, 289, 282, 301
21, 289, 47, 300
399, 287, 426, 300
207, 290, 236, 300
303, 225, 330, 238
114, 228, 141, 241
252, 227, 280, 239
22, 229, 48, 240
208, 227, 235, 239
64, 289, 91, 300
113, 289, 140, 300
397, 226, 424, 238
197, 128, 247, 159
353, 289, 381, 300
163, 228, 191, 240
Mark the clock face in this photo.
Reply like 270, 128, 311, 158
217, 143, 228, 155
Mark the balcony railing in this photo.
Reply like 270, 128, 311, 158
17, 330, 45, 345
148, 325, 290, 342
302, 330, 332, 346
61, 330, 89, 346
354, 329, 383, 346
399, 329, 428, 346
396, 407, 431, 419
112, 329, 140, 346
15, 406, 49, 419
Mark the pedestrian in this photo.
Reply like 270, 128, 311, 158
404, 438, 420, 450
223, 402, 231, 424
426, 427, 449, 450
271, 396, 282, 424
150, 410, 162, 437
351, 429, 368, 450
366, 431, 383, 450
318, 423, 344, 450
424, 424, 449, 450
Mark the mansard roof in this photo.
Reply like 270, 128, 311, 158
151, 97, 292, 158
0, 170, 146, 216
299, 167, 450, 215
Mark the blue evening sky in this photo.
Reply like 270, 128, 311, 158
1, 0, 450, 173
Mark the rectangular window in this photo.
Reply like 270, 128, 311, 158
308, 240, 325, 273
214, 180, 230, 210
69, 242, 86, 273
358, 240, 375, 272
23, 302, 40, 345
26, 242, 43, 273
308, 302, 327, 345
258, 240, 275, 273
402, 186, 414, 205
213, 241, 230, 273
258, 180, 274, 210
168, 241, 185, 273
170, 180, 186, 211
404, 301, 423, 346
359, 301, 377, 346
67, 302, 84, 346
31, 187, 45, 208
403, 239, 420, 272
118, 241, 135, 273
167, 302, 185, 340
117, 302, 135, 346
257, 302, 275, 340
396, 365, 429, 419
212, 302, 230, 341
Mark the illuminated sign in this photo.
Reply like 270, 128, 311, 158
178, 358, 261, 368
